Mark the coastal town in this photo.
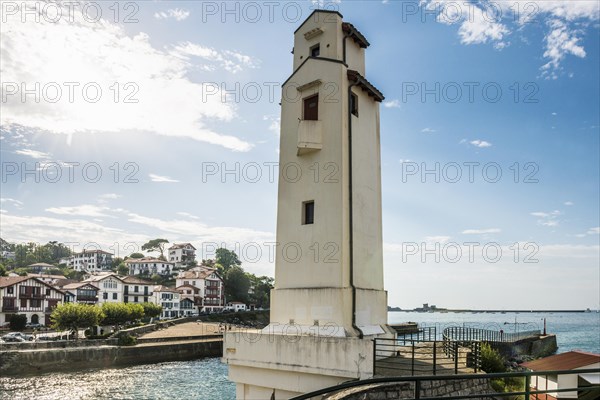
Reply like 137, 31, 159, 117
0, 239, 269, 331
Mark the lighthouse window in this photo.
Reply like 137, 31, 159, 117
350, 93, 359, 117
310, 44, 320, 57
303, 94, 319, 121
303, 201, 315, 225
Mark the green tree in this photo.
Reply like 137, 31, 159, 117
127, 303, 144, 321
0, 264, 7, 277
127, 252, 145, 259
141, 302, 162, 319
216, 248, 242, 272
50, 304, 104, 339
117, 263, 129, 276
111, 257, 124, 270
141, 239, 169, 260
248, 275, 274, 309
101, 303, 132, 328
225, 266, 250, 303
9, 314, 27, 331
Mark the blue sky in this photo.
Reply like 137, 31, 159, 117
1, 0, 598, 309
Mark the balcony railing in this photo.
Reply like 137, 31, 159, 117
77, 295, 98, 302
1, 305, 18, 312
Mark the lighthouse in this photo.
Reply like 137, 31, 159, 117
224, 10, 393, 399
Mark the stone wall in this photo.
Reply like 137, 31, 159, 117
0, 339, 222, 376
324, 378, 497, 400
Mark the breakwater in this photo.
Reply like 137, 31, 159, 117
0, 338, 222, 376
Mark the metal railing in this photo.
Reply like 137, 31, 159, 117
375, 336, 480, 376
290, 368, 600, 400
443, 327, 541, 343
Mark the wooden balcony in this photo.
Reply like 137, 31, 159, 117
1, 305, 18, 312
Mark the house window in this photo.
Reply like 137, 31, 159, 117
112, 293, 117, 300
103, 293, 108, 299
134, 296, 138, 303
303, 94, 318, 121
310, 44, 320, 57
46, 288, 51, 296
350, 92, 359, 117
7, 287, 13, 295
303, 201, 315, 225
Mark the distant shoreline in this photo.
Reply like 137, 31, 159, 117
388, 309, 594, 313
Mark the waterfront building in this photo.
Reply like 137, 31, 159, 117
168, 243, 196, 268
153, 285, 181, 318
223, 10, 393, 398
176, 266, 225, 313
176, 284, 203, 314
523, 351, 600, 399
0, 276, 64, 326
121, 276, 154, 304
125, 257, 174, 276
59, 282, 99, 304
83, 273, 124, 303
67, 250, 114, 273
225, 302, 247, 312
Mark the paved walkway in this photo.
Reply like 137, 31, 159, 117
140, 322, 223, 339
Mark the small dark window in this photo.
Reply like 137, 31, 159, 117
303, 94, 318, 121
103, 292, 108, 299
303, 201, 315, 225
350, 93, 359, 117
112, 293, 117, 300
7, 287, 13, 294
310, 44, 320, 57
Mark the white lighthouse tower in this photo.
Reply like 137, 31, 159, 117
224, 10, 392, 399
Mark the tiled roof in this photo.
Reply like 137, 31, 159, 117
170, 243, 196, 250
522, 351, 600, 371
342, 22, 370, 48
28, 273, 67, 279
0, 276, 30, 288
28, 262, 56, 268
121, 276, 154, 285
84, 273, 123, 283
154, 285, 179, 293
125, 258, 173, 265
62, 282, 99, 290
348, 70, 384, 102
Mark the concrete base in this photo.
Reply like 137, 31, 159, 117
223, 329, 394, 399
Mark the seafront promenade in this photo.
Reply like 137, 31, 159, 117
0, 320, 231, 376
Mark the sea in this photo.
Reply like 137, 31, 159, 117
1, 312, 598, 400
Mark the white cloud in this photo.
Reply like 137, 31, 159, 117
177, 212, 200, 220
424, 236, 452, 244
470, 140, 492, 148
1, 1, 252, 152
399, 159, 412, 164
421, 128, 436, 133
0, 198, 23, 208
99, 193, 121, 200
532, 210, 561, 227
149, 174, 179, 183
564, 201, 574, 206
45, 205, 111, 218
14, 148, 51, 159
462, 228, 501, 234
587, 227, 600, 235
263, 115, 281, 135
172, 42, 259, 74
541, 19, 586, 79
383, 99, 401, 109
154, 8, 190, 21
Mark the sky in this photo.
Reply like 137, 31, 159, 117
1, 0, 599, 310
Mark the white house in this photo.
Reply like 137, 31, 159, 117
176, 284, 202, 315
83, 273, 124, 303
168, 243, 196, 268
125, 257, 174, 276
523, 351, 600, 398
226, 302, 247, 312
67, 250, 114, 272
121, 276, 153, 304
153, 285, 181, 318
0, 276, 64, 326
176, 266, 224, 313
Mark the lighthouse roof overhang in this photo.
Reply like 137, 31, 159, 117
342, 22, 370, 48
347, 70, 385, 102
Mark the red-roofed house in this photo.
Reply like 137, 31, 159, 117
522, 351, 600, 399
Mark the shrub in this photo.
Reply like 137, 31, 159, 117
117, 333, 137, 346
480, 343, 506, 373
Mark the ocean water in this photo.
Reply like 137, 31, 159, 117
0, 358, 235, 400
1, 312, 598, 399
388, 311, 600, 354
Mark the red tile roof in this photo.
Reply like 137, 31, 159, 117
0, 276, 30, 288
522, 351, 600, 371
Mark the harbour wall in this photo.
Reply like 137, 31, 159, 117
0, 338, 222, 376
